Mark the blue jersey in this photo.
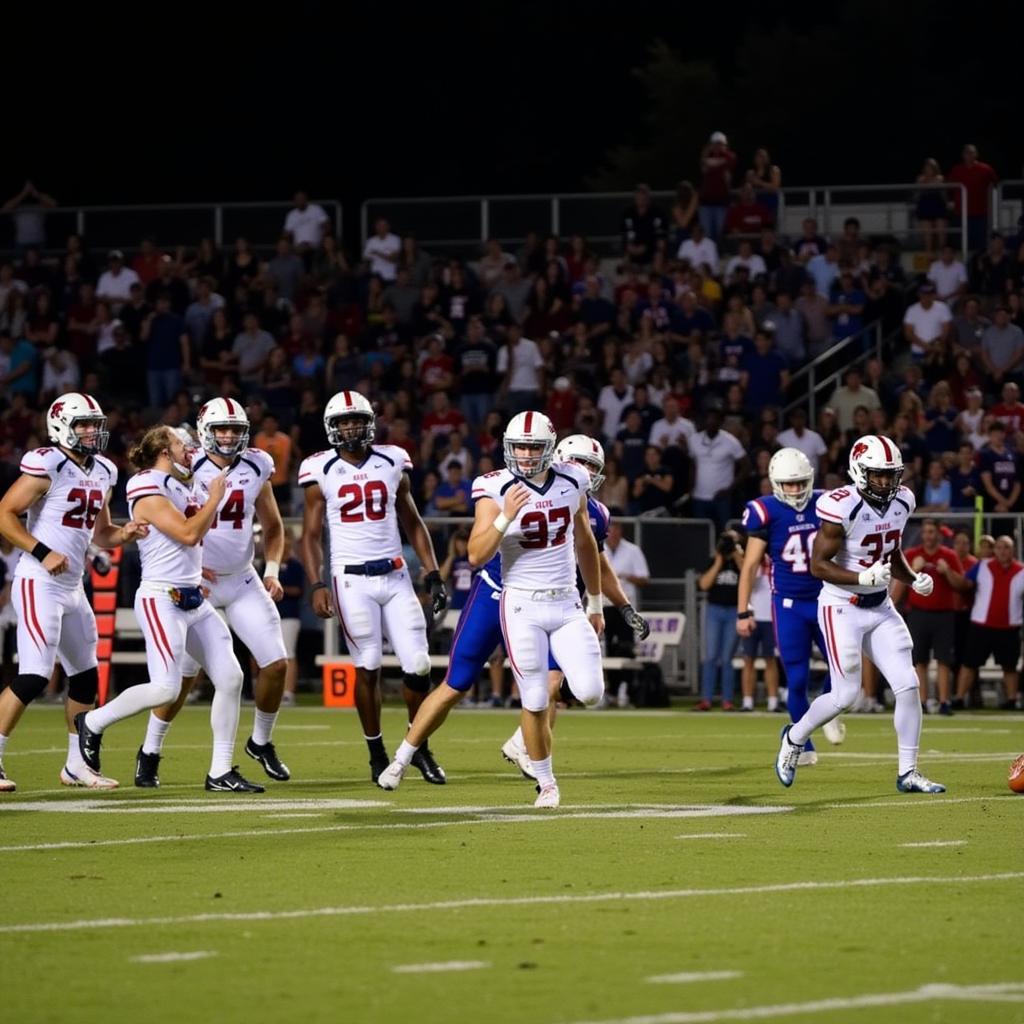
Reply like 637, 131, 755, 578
480, 494, 609, 590
741, 492, 823, 602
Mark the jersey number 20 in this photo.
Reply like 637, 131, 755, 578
338, 481, 387, 523
780, 530, 818, 573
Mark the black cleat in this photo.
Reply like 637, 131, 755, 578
411, 745, 447, 785
204, 766, 265, 793
74, 711, 103, 772
369, 750, 391, 783
135, 747, 161, 788
245, 737, 291, 781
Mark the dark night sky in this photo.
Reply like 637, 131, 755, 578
6, 1, 1021, 212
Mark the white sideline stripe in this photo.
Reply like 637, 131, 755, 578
827, 795, 1019, 810
900, 840, 967, 848
674, 834, 746, 841
130, 950, 217, 964
0, 798, 389, 814
3, 871, 1022, 935
391, 960, 489, 974
647, 971, 742, 984
561, 982, 1024, 1023
263, 813, 324, 819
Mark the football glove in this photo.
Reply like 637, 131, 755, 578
425, 570, 448, 616
620, 603, 651, 640
911, 572, 934, 597
857, 560, 891, 588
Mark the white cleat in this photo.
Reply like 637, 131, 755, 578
375, 760, 406, 791
775, 725, 803, 787
501, 735, 536, 780
0, 761, 15, 792
823, 717, 847, 745
534, 784, 560, 808
60, 764, 119, 789
896, 769, 946, 794
797, 750, 818, 766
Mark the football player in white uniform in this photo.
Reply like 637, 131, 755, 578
0, 393, 146, 791
75, 425, 266, 793
775, 435, 946, 793
300, 391, 448, 783
378, 412, 605, 808
134, 399, 290, 787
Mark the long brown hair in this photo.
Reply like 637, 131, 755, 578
128, 426, 174, 470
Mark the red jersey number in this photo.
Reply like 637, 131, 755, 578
62, 488, 103, 530
338, 481, 388, 523
859, 529, 901, 567
211, 489, 245, 530
518, 507, 571, 550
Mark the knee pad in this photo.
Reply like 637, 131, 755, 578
67, 667, 99, 705
830, 678, 861, 712
519, 681, 549, 713
889, 673, 919, 697
403, 670, 431, 694
212, 667, 243, 696
10, 673, 49, 705
152, 680, 181, 706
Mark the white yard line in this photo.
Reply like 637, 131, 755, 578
129, 951, 217, 964
391, 960, 489, 974
646, 971, 743, 984
559, 982, 1024, 1023
674, 834, 746, 841
827, 795, 1018, 810
0, 798, 389, 814
262, 813, 325, 820
2, 871, 1021, 935
899, 840, 967, 848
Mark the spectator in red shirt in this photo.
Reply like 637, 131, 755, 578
947, 144, 998, 254
546, 375, 578, 432
990, 380, 1024, 437
131, 237, 163, 286
420, 392, 467, 463
418, 334, 454, 397
893, 518, 969, 715
723, 183, 774, 236
698, 131, 737, 242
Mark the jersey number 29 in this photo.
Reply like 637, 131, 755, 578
780, 530, 818, 573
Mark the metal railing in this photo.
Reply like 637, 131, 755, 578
361, 182, 968, 260
1, 199, 342, 255
993, 180, 1024, 236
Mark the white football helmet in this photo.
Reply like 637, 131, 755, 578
848, 434, 904, 505
46, 392, 109, 454
503, 410, 556, 479
555, 433, 605, 491
769, 447, 814, 511
324, 390, 375, 451
197, 397, 250, 457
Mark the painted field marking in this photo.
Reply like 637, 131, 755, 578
391, 960, 489, 974
646, 970, 743, 984
0, 798, 389, 814
827, 795, 1018, 810
129, 951, 217, 964
2, 871, 1022, 935
899, 840, 967, 848
674, 834, 746, 841
263, 813, 325, 820
560, 981, 1024, 1024
273, 725, 331, 731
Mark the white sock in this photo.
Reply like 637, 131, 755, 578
894, 688, 922, 776
143, 713, 171, 755
251, 709, 277, 746
742, 695, 754, 710
395, 740, 418, 767
767, 695, 778, 711
511, 725, 524, 747
209, 688, 240, 777
789, 691, 844, 746
530, 756, 555, 789
0, 732, 9, 757
86, 681, 173, 733
66, 732, 86, 771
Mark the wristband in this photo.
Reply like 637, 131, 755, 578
737, 610, 754, 620
263, 560, 280, 579
311, 581, 328, 592
493, 512, 511, 534
586, 593, 603, 615
31, 542, 52, 563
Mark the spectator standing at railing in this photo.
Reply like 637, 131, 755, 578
834, 218, 864, 267
266, 236, 304, 304
793, 217, 827, 264
915, 157, 950, 259
979, 304, 1024, 387
806, 243, 840, 298
947, 144, 998, 255
131, 237, 162, 286
669, 181, 699, 253
745, 148, 782, 221
1, 180, 56, 253
724, 183, 774, 236
284, 190, 329, 257
478, 238, 515, 291
96, 250, 139, 314
677, 223, 719, 277
978, 421, 1021, 530
698, 132, 736, 242
903, 282, 952, 361
928, 244, 968, 307
621, 183, 667, 265
690, 405, 747, 531
363, 218, 401, 282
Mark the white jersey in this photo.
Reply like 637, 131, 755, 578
299, 445, 412, 570
190, 447, 274, 575
16, 447, 117, 591
472, 462, 590, 590
815, 484, 916, 603
127, 470, 202, 586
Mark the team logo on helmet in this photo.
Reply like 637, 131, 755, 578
851, 441, 870, 460
50, 401, 65, 419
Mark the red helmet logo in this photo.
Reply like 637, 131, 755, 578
851, 441, 870, 460
50, 401, 65, 419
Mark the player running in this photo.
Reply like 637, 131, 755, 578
774, 435, 946, 793
75, 425, 265, 793
0, 392, 146, 792
300, 391, 448, 784
134, 399, 291, 788
738, 447, 844, 765
378, 413, 605, 808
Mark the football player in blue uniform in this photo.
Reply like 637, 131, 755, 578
738, 448, 844, 763
376, 435, 650, 790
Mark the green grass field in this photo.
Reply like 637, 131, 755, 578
1, 703, 1022, 1024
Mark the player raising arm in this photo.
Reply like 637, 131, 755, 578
0, 393, 147, 792
774, 435, 945, 793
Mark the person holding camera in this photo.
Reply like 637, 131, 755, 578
695, 528, 745, 710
